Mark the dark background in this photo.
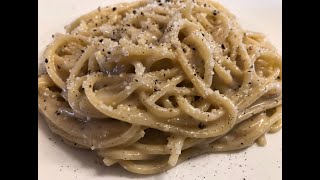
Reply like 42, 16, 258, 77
1, 0, 316, 179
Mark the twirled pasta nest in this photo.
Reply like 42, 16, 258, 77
38, 0, 282, 175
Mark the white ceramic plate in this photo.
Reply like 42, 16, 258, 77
38, 0, 282, 179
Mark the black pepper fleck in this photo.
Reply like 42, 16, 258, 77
112, 7, 117, 11
194, 96, 201, 101
45, 59, 48, 63
198, 122, 206, 129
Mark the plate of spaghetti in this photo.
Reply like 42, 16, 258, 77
38, 0, 282, 179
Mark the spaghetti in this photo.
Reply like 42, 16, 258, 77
38, 0, 282, 174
